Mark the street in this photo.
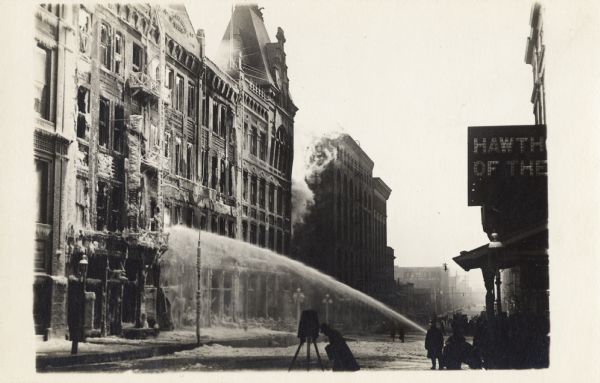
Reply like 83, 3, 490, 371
48, 334, 433, 372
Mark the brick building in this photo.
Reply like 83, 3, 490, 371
293, 134, 395, 304
33, 3, 298, 339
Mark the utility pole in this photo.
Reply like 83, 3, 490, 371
196, 229, 202, 345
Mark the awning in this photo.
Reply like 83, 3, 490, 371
453, 223, 548, 271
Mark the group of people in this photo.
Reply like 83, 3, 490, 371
425, 318, 481, 370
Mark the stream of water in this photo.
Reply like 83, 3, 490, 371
163, 225, 426, 333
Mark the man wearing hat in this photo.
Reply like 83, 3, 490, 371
425, 317, 444, 369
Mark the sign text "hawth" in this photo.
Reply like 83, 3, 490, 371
473, 136, 545, 154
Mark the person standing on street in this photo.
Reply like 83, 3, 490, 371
399, 327, 405, 343
425, 318, 444, 370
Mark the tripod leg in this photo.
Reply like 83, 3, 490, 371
313, 339, 325, 371
307, 337, 311, 371
288, 340, 304, 371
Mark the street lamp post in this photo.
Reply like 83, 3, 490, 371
72, 254, 88, 355
196, 229, 202, 345
488, 233, 503, 316
292, 288, 305, 324
322, 294, 333, 324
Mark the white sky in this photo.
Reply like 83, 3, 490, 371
186, 0, 538, 276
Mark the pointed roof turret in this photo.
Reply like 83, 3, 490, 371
216, 4, 275, 86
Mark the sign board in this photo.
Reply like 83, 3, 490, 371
468, 125, 547, 206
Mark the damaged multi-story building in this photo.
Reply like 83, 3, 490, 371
292, 135, 396, 310
33, 3, 297, 339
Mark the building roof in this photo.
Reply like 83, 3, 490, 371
217, 4, 275, 87
205, 56, 238, 89
373, 177, 392, 199
337, 134, 375, 170
157, 5, 201, 57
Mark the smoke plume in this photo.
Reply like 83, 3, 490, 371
291, 131, 344, 230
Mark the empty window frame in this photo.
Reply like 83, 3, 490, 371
96, 181, 108, 230
212, 103, 219, 133
174, 74, 184, 111
250, 126, 258, 155
277, 186, 283, 215
242, 171, 248, 201
242, 220, 248, 242
113, 104, 124, 153
268, 227, 275, 250
259, 131, 267, 161
268, 184, 274, 212
165, 66, 174, 90
132, 43, 143, 73
75, 177, 88, 228
220, 106, 226, 137
78, 7, 91, 55
164, 131, 171, 158
202, 94, 209, 127
76, 87, 90, 139
174, 137, 181, 175
258, 179, 265, 208
211, 155, 218, 189
108, 184, 123, 232
187, 82, 196, 119
228, 220, 235, 239
219, 159, 226, 193
98, 97, 110, 148
100, 23, 111, 69
34, 45, 51, 121
186, 143, 193, 179
250, 175, 257, 205
250, 223, 257, 245
114, 32, 123, 74
258, 225, 265, 247
201, 150, 208, 186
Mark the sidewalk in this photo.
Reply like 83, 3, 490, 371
36, 327, 298, 371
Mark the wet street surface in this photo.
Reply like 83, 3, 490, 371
48, 334, 433, 372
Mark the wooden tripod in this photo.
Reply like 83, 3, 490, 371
288, 336, 325, 371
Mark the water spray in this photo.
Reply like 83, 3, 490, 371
164, 225, 427, 334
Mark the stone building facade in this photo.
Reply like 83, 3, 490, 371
293, 134, 394, 304
33, 3, 298, 339
34, 4, 77, 338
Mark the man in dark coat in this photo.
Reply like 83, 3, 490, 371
320, 323, 360, 371
425, 319, 444, 369
442, 323, 478, 369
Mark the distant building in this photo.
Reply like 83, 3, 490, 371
394, 267, 449, 315
293, 134, 394, 303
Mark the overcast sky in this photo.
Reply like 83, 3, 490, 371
186, 0, 537, 271
183, 0, 600, 293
